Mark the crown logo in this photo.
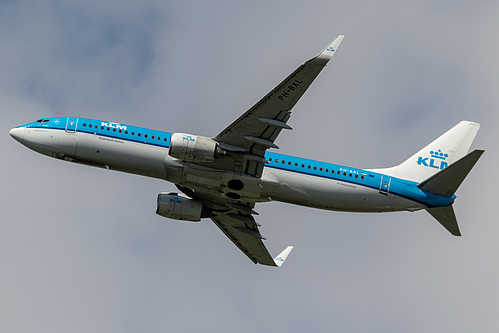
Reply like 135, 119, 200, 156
430, 149, 448, 160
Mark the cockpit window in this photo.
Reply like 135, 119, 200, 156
36, 119, 50, 123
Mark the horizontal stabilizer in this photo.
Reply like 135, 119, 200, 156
426, 206, 460, 236
418, 149, 484, 196
273, 246, 294, 267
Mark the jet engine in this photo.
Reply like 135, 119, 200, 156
169, 133, 225, 162
156, 192, 210, 221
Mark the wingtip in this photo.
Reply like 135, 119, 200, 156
273, 246, 294, 267
309, 35, 344, 64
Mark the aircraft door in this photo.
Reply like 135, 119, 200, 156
65, 117, 78, 133
379, 175, 391, 195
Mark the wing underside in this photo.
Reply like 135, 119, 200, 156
186, 36, 344, 266
204, 35, 344, 178
211, 212, 277, 265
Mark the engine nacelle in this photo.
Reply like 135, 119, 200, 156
156, 193, 209, 222
169, 133, 225, 162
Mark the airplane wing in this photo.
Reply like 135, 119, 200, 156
210, 211, 293, 266
211, 35, 344, 177
192, 36, 343, 266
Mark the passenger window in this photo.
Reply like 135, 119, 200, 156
361, 176, 365, 180
83, 123, 86, 127
152, 136, 155, 139
320, 168, 323, 171
288, 161, 291, 165
308, 165, 311, 169
326, 169, 328, 172
349, 173, 352, 177
282, 160, 285, 164
95, 125, 98, 129
119, 130, 122, 133
164, 138, 167, 141
138, 133, 141, 137
107, 128, 110, 131
301, 164, 305, 168
113, 129, 116, 132
355, 174, 359, 178
269, 158, 272, 162
275, 159, 279, 163
314, 166, 317, 170
101, 126, 104, 130
132, 132, 135, 135
157, 137, 161, 140
125, 131, 128, 134
145, 134, 148, 138
295, 163, 298, 166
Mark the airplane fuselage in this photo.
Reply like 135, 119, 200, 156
10, 117, 454, 213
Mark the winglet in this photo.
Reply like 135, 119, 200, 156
273, 246, 294, 267
309, 35, 344, 65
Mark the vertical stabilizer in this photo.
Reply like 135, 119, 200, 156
371, 121, 480, 182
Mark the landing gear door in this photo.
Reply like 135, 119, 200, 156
379, 175, 391, 195
66, 117, 78, 133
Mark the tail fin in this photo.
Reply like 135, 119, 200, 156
372, 121, 480, 182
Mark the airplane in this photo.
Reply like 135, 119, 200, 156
10, 35, 484, 267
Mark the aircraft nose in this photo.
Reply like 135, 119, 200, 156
10, 127, 25, 143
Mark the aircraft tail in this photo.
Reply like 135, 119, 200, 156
369, 121, 483, 236
426, 206, 460, 236
372, 121, 481, 182
418, 149, 484, 196
419, 149, 484, 236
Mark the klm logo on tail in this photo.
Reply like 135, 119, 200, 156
417, 149, 448, 170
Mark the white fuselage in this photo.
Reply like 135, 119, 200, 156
11, 124, 427, 213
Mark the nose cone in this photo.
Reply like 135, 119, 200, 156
10, 127, 25, 143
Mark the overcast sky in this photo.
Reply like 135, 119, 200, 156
2, 1, 498, 332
